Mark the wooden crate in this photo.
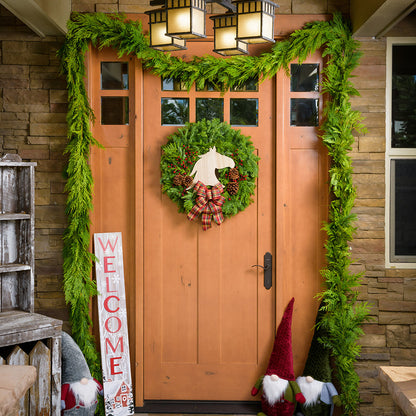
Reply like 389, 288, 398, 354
0, 311, 62, 416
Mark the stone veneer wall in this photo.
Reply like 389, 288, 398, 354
0, 6, 69, 327
3, 1, 416, 414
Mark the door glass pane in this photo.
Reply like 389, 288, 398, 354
196, 98, 224, 122
161, 98, 189, 125
231, 76, 259, 91
290, 64, 319, 92
392, 159, 416, 258
196, 81, 222, 91
162, 78, 188, 91
230, 98, 258, 126
101, 97, 129, 125
290, 98, 319, 126
101, 62, 128, 90
392, 45, 416, 148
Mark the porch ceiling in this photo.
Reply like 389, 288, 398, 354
350, 0, 416, 37
0, 0, 70, 37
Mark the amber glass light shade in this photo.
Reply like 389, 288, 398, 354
233, 0, 276, 44
210, 14, 248, 55
166, 0, 206, 39
146, 8, 187, 51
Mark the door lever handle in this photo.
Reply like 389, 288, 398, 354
252, 252, 272, 290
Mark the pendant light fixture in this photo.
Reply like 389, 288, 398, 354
210, 13, 248, 55
146, 8, 187, 50
146, 0, 278, 54
234, 0, 276, 44
165, 0, 207, 39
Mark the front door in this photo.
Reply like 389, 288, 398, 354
89, 33, 328, 406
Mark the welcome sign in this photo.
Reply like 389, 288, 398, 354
94, 232, 134, 416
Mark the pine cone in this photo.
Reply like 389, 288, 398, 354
229, 167, 240, 180
182, 175, 194, 188
173, 174, 184, 186
227, 181, 239, 195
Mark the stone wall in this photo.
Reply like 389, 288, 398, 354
0, 6, 69, 326
351, 20, 416, 415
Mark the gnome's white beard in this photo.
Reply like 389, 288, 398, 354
262, 375, 289, 406
296, 377, 324, 406
70, 379, 98, 406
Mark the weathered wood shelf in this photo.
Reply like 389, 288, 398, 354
0, 213, 31, 221
0, 264, 32, 273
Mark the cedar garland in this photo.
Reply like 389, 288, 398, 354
59, 12, 369, 415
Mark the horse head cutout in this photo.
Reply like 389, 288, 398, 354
189, 146, 235, 187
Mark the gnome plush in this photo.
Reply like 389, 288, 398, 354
295, 305, 341, 416
61, 332, 103, 415
251, 298, 306, 416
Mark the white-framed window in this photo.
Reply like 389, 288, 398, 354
386, 38, 416, 268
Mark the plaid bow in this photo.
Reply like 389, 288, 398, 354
187, 181, 226, 230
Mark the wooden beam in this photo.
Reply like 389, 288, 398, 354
0, 0, 70, 37
351, 0, 416, 37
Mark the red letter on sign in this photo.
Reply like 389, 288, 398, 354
105, 337, 124, 354
110, 357, 123, 375
104, 295, 120, 313
98, 236, 118, 253
104, 256, 116, 273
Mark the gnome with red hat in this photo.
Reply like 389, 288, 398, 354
251, 298, 306, 416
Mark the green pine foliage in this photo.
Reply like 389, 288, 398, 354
59, 11, 369, 415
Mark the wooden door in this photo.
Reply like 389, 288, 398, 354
143, 41, 275, 401
88, 35, 328, 406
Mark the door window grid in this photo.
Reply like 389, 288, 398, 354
386, 38, 416, 267
161, 77, 259, 126
100, 61, 130, 126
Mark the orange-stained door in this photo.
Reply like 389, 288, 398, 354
89, 35, 328, 406
143, 41, 275, 401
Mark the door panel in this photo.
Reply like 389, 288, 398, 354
143, 41, 275, 400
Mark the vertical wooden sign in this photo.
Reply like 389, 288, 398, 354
94, 232, 134, 416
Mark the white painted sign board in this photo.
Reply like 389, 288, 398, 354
94, 232, 134, 416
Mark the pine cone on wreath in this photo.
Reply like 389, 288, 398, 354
183, 175, 194, 188
227, 181, 239, 195
173, 174, 184, 186
229, 168, 240, 180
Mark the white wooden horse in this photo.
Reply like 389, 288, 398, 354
189, 146, 235, 187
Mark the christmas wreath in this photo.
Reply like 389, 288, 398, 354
160, 119, 260, 229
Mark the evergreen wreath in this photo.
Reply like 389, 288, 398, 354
160, 119, 259, 225
59, 12, 370, 416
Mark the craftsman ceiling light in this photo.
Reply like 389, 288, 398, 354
146, 8, 187, 50
234, 0, 276, 43
210, 13, 248, 55
166, 0, 206, 39
146, 0, 278, 54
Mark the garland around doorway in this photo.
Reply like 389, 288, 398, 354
59, 12, 369, 415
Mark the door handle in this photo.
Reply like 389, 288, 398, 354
252, 252, 272, 290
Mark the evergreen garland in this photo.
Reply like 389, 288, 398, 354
160, 119, 259, 219
59, 12, 369, 415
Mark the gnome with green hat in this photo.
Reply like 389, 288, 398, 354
295, 305, 341, 416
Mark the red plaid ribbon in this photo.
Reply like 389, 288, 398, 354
187, 181, 225, 230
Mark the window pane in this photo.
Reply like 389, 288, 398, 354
196, 81, 221, 92
231, 76, 259, 91
392, 159, 416, 258
230, 98, 258, 126
290, 64, 319, 92
161, 98, 189, 125
101, 62, 128, 90
101, 97, 129, 125
392, 45, 416, 148
290, 98, 319, 126
162, 78, 187, 91
196, 98, 224, 122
